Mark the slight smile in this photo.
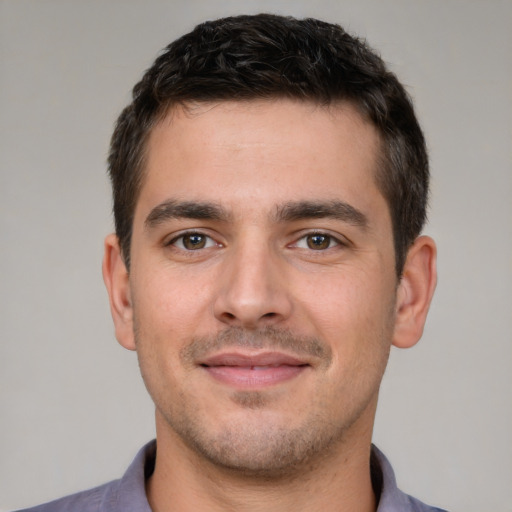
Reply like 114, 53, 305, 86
200, 352, 310, 388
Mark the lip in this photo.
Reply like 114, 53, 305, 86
200, 351, 310, 388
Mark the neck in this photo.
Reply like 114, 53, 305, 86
146, 413, 377, 512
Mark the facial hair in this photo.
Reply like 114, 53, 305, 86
136, 324, 386, 480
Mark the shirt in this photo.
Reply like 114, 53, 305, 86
15, 441, 447, 512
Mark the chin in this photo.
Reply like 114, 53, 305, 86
167, 407, 349, 479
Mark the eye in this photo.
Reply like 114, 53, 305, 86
294, 233, 340, 250
170, 232, 217, 250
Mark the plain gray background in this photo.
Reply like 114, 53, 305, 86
1, 1, 511, 510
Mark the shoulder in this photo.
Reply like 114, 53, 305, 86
400, 492, 449, 512
13, 441, 155, 512
13, 480, 118, 512
371, 445, 449, 512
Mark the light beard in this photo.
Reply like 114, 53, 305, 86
166, 403, 347, 481
137, 326, 386, 480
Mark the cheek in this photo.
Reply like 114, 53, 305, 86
298, 268, 393, 332
130, 268, 219, 398
295, 268, 396, 374
132, 268, 214, 335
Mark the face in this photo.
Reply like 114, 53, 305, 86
110, 99, 404, 476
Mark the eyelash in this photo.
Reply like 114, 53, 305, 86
291, 231, 345, 251
166, 231, 219, 251
166, 230, 346, 252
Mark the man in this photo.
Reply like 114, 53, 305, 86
19, 13, 443, 512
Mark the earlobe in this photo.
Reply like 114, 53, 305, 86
392, 235, 437, 349
102, 234, 136, 351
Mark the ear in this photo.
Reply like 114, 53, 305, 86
392, 235, 437, 349
102, 233, 136, 351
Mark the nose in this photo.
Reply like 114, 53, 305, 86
213, 239, 293, 329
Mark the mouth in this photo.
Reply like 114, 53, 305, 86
199, 352, 310, 388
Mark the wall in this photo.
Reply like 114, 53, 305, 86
1, 1, 511, 510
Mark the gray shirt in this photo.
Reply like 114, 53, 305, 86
15, 441, 447, 512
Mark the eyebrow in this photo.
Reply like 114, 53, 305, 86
273, 200, 368, 228
144, 198, 368, 230
145, 200, 231, 230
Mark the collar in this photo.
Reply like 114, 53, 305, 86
112, 440, 441, 512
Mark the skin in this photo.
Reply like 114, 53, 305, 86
103, 99, 437, 512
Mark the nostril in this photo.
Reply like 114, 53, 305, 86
262, 312, 277, 319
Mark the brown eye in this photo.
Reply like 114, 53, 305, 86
182, 233, 206, 249
172, 233, 215, 250
306, 234, 332, 250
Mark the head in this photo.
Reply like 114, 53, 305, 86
103, 14, 437, 480
108, 13, 429, 276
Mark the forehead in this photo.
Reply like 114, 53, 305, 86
137, 99, 385, 221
